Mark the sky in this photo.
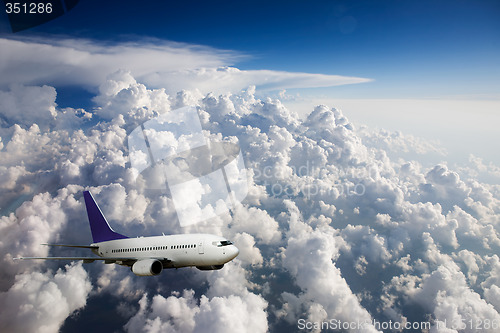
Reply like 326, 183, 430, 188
1, 0, 499, 162
2, 0, 499, 98
1, 1, 500, 333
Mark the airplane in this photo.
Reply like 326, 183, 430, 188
14, 191, 239, 276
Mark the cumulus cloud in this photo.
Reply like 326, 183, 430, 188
278, 200, 379, 332
124, 289, 268, 333
0, 188, 84, 287
1, 70, 499, 333
0, 84, 57, 129
359, 127, 447, 156
0, 262, 91, 333
411, 263, 500, 332
124, 261, 268, 333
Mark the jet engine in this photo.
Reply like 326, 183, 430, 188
196, 264, 224, 270
132, 259, 163, 276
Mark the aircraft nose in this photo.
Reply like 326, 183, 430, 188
229, 245, 239, 260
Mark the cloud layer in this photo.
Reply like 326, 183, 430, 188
0, 37, 371, 95
0, 71, 499, 332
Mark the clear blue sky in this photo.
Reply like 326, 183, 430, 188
2, 0, 499, 99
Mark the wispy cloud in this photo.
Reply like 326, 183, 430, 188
0, 37, 371, 94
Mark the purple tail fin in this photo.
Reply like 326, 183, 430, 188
83, 191, 128, 243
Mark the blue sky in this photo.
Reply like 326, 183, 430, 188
2, 0, 499, 99
4, 0, 500, 98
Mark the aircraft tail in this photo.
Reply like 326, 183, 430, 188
83, 191, 128, 243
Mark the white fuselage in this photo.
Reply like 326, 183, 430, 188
92, 233, 239, 268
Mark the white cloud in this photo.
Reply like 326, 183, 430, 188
144, 66, 372, 95
286, 98, 500, 166
229, 204, 281, 245
231, 232, 264, 267
359, 127, 446, 155
0, 262, 91, 333
124, 291, 199, 333
124, 261, 268, 333
1, 70, 499, 332
125, 290, 268, 333
0, 188, 82, 288
278, 200, 379, 332
0, 37, 371, 96
413, 264, 500, 332
0, 37, 238, 89
193, 292, 268, 333
0, 84, 57, 129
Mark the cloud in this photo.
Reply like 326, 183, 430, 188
0, 37, 238, 89
125, 289, 268, 333
229, 204, 281, 245
231, 233, 264, 267
277, 200, 380, 332
0, 84, 57, 129
358, 127, 447, 155
0, 188, 83, 288
124, 262, 268, 333
0, 262, 91, 333
412, 263, 500, 332
143, 66, 372, 95
1, 71, 499, 332
0, 37, 371, 95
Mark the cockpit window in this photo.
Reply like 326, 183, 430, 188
212, 240, 233, 247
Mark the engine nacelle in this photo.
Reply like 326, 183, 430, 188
196, 264, 224, 271
132, 259, 163, 276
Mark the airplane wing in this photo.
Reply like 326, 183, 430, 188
15, 243, 172, 266
14, 256, 136, 264
14, 256, 172, 266
42, 244, 99, 249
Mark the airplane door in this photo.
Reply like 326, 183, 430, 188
198, 241, 204, 254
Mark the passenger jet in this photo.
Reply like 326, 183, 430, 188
15, 191, 239, 276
